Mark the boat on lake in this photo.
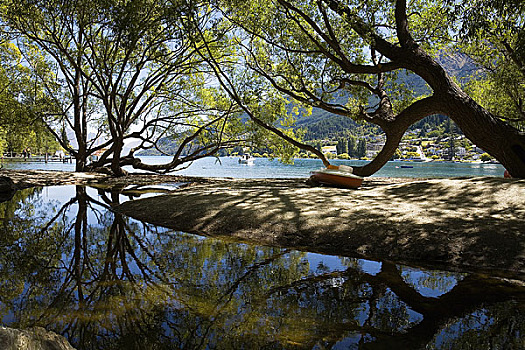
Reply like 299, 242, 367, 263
238, 154, 254, 165
310, 165, 364, 189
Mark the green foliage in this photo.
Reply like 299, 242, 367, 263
480, 153, 493, 162
219, 0, 458, 120
393, 149, 402, 159
427, 129, 441, 138
0, 42, 59, 155
0, 0, 261, 172
1, 0, 522, 171
336, 138, 347, 154
456, 0, 525, 128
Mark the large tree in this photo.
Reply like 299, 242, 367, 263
1, 0, 256, 175
216, 0, 525, 177
2, 0, 113, 171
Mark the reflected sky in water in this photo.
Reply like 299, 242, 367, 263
0, 185, 523, 349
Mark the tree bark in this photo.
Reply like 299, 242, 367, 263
402, 47, 525, 178
445, 93, 525, 177
111, 138, 126, 177
352, 131, 403, 177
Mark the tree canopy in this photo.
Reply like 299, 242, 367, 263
211, 0, 525, 177
0, 0, 524, 176
0, 0, 293, 174
457, 0, 525, 129
0, 42, 60, 155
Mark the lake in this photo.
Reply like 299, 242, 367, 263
0, 185, 524, 349
1, 155, 506, 178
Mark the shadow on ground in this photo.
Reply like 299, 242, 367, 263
115, 177, 525, 278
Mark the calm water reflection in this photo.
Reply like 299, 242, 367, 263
0, 186, 524, 349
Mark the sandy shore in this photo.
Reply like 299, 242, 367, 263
115, 176, 525, 278
0, 168, 413, 188
2, 169, 525, 278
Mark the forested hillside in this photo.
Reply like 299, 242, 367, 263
298, 50, 476, 142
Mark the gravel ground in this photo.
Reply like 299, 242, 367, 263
115, 176, 525, 279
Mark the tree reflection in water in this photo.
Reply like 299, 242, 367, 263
0, 185, 524, 349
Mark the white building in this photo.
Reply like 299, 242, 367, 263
322, 145, 337, 154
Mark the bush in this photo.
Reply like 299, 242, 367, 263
427, 130, 441, 138
480, 153, 492, 162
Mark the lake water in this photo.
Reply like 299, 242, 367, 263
1, 155, 506, 178
0, 185, 524, 349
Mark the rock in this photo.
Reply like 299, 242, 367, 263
0, 176, 17, 202
0, 326, 76, 350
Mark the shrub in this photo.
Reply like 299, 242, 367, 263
480, 153, 492, 162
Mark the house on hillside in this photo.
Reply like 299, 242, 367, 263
322, 145, 337, 155
456, 147, 467, 158
366, 142, 385, 158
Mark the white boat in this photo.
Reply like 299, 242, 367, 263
238, 154, 254, 165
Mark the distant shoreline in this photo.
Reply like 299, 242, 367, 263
0, 156, 505, 180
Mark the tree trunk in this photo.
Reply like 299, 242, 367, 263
75, 152, 87, 172
73, 186, 87, 303
111, 138, 126, 177
441, 90, 525, 178
324, 0, 525, 178
352, 131, 404, 177
403, 47, 525, 178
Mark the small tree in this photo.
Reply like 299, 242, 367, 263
336, 138, 347, 155
480, 153, 492, 162
347, 135, 357, 158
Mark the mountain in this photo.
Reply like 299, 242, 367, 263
296, 51, 478, 141
299, 113, 359, 141
135, 137, 178, 156
436, 50, 480, 83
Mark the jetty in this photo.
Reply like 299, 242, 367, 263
1, 155, 73, 164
